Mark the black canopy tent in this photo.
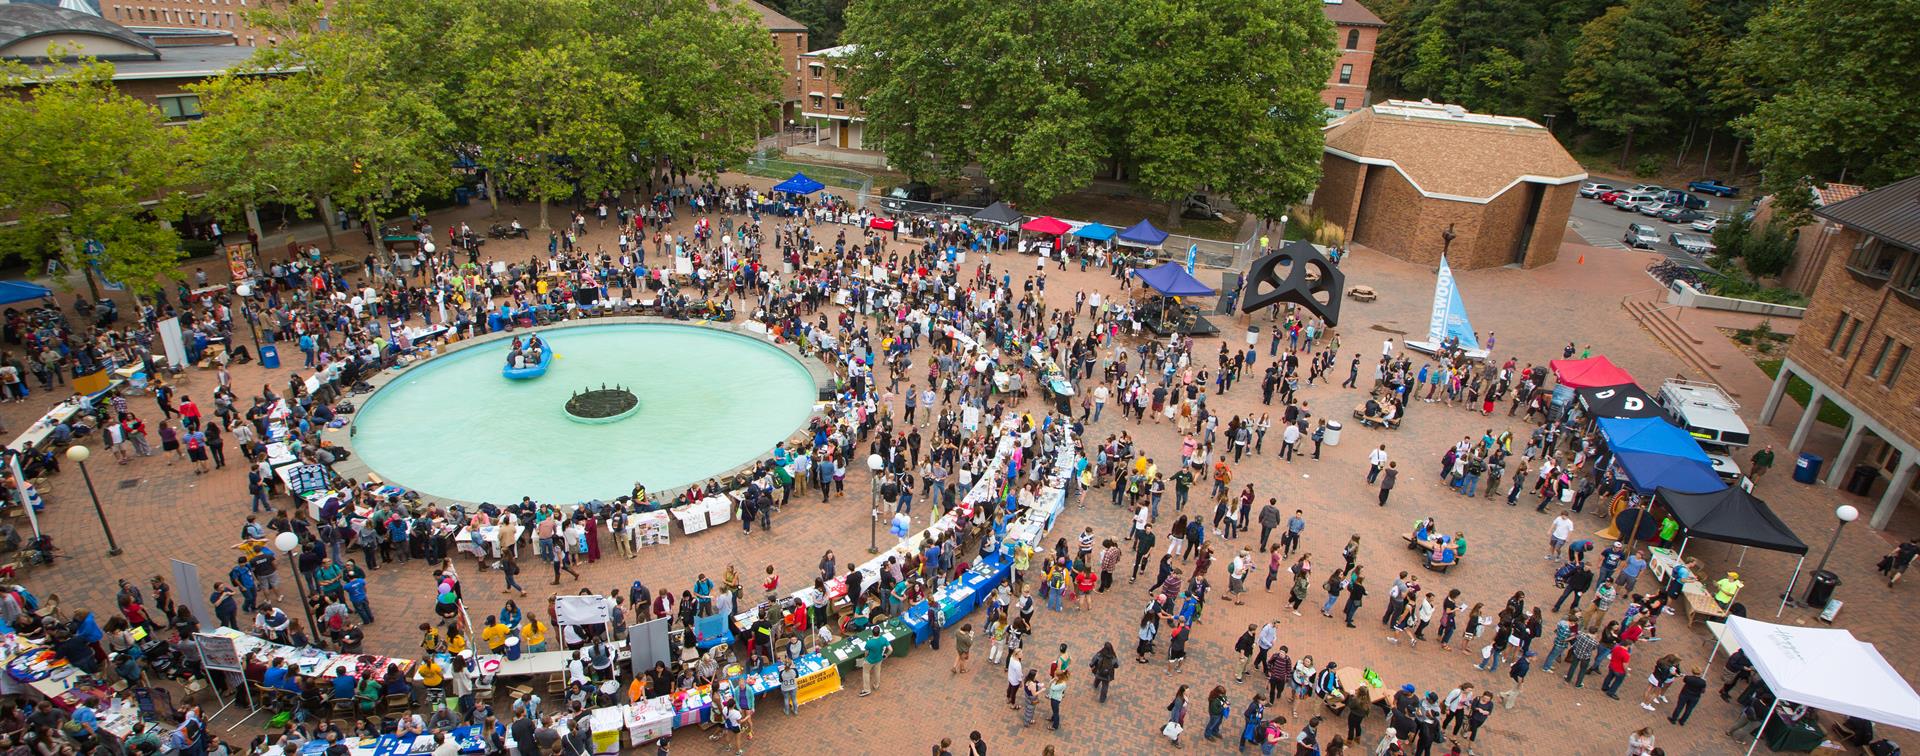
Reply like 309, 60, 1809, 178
971, 201, 1023, 227
1576, 383, 1663, 420
1656, 486, 1809, 616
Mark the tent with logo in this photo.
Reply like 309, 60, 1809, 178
1597, 417, 1725, 494
772, 172, 824, 195
1576, 383, 1663, 420
1657, 486, 1806, 616
1722, 615, 1920, 755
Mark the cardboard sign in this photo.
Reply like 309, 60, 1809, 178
793, 666, 841, 706
195, 632, 243, 672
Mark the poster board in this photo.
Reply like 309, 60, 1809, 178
288, 464, 330, 495
627, 619, 672, 677
554, 594, 615, 627
794, 666, 841, 706
194, 632, 243, 672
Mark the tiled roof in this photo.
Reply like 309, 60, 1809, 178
732, 0, 806, 32
1321, 0, 1385, 27
1813, 175, 1920, 252
1322, 101, 1586, 202
1814, 183, 1865, 207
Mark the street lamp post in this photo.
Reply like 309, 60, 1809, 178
275, 532, 319, 640
64, 446, 120, 556
1277, 214, 1290, 246
1814, 504, 1860, 573
867, 453, 884, 554
235, 283, 263, 361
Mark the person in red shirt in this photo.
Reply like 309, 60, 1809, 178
1619, 620, 1646, 645
178, 396, 202, 431
1600, 643, 1633, 699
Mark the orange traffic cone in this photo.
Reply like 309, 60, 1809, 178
1578, 255, 1585, 264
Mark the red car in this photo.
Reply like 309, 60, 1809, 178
1597, 190, 1626, 203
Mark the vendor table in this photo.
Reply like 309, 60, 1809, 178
1334, 668, 1393, 706
6, 394, 106, 451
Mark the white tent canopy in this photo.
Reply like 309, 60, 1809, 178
1726, 615, 1920, 753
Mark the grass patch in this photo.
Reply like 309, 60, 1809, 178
1756, 358, 1851, 427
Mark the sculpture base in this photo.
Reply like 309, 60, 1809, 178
565, 387, 639, 424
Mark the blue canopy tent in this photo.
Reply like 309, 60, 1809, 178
1072, 222, 1118, 242
772, 172, 824, 195
1598, 416, 1726, 494
0, 280, 53, 306
1132, 262, 1216, 297
1117, 219, 1169, 249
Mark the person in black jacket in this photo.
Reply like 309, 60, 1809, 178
1552, 561, 1593, 613
1719, 649, 1754, 700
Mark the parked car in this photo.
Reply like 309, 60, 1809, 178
1625, 223, 1662, 249
1661, 207, 1706, 224
1615, 192, 1659, 210
1659, 189, 1708, 210
1687, 179, 1740, 197
1670, 232, 1717, 255
1628, 184, 1668, 195
1690, 217, 1721, 233
1598, 190, 1626, 204
1639, 201, 1672, 217
1579, 182, 1617, 199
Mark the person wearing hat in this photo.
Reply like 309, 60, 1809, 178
1714, 572, 1744, 606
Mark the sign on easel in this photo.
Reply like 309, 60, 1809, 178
194, 633, 243, 672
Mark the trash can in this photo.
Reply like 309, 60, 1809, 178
454, 187, 471, 206
1846, 464, 1879, 496
259, 344, 281, 369
1803, 569, 1841, 607
1323, 421, 1343, 447
1793, 453, 1822, 484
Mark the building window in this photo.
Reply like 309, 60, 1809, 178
1839, 318, 1863, 357
1333, 97, 1346, 111
1870, 336, 1895, 379
832, 96, 844, 112
809, 64, 822, 79
1828, 314, 1851, 351
809, 95, 823, 110
1887, 345, 1910, 387
156, 94, 203, 121
1347, 29, 1360, 50
1848, 237, 1901, 280
1339, 64, 1353, 84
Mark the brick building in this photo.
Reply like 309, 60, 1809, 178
1320, 0, 1381, 113
734, 0, 808, 129
1760, 175, 1920, 529
1310, 100, 1584, 270
796, 44, 862, 149
1, 2, 264, 117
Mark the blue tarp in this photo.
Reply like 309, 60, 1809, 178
0, 280, 53, 305
772, 172, 824, 195
1118, 219, 1169, 247
1132, 262, 1216, 297
1072, 222, 1117, 241
1598, 416, 1725, 494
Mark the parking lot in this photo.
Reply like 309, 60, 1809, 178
1564, 178, 1739, 266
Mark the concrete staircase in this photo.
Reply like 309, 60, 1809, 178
1622, 294, 1736, 396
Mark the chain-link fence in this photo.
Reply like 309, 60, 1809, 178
740, 152, 874, 207
857, 193, 1259, 270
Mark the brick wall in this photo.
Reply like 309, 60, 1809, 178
1787, 238, 1920, 436
100, 0, 256, 44
1322, 24, 1376, 110
1334, 159, 1570, 270
1312, 154, 1366, 237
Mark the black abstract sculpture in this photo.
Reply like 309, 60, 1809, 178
1240, 239, 1344, 326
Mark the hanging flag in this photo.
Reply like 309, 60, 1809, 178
1185, 244, 1198, 274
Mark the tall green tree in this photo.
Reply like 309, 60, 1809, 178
1731, 0, 1920, 191
1562, 0, 1689, 165
1113, 0, 1336, 222
0, 56, 186, 298
466, 39, 635, 229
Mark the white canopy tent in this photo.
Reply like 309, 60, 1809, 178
1725, 615, 1920, 755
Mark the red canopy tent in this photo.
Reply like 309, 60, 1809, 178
1020, 216, 1071, 235
869, 218, 897, 231
1549, 355, 1636, 388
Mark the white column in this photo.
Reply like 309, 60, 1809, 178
1759, 360, 1794, 424
1871, 457, 1917, 529
1826, 421, 1868, 488
1788, 387, 1825, 457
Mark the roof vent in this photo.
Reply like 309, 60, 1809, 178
1444, 105, 1466, 118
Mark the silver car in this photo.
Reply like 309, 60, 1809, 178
1638, 201, 1671, 217
1690, 217, 1720, 233
1579, 182, 1616, 199
1669, 232, 1716, 255
1614, 191, 1659, 210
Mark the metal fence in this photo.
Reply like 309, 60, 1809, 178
741, 152, 875, 207
857, 193, 1259, 270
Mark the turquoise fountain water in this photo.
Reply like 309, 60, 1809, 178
350, 323, 818, 503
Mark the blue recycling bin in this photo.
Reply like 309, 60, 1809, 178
454, 187, 471, 206
259, 345, 281, 369
1793, 452, 1822, 484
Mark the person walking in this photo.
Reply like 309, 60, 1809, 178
1341, 576, 1367, 628
1599, 641, 1632, 699
951, 623, 973, 674
859, 628, 891, 696
1366, 445, 1388, 484
1165, 685, 1190, 748
1090, 642, 1118, 703
1376, 463, 1397, 507
1668, 666, 1707, 725
1204, 686, 1230, 741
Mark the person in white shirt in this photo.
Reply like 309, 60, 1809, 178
1367, 445, 1390, 484
1548, 512, 1575, 560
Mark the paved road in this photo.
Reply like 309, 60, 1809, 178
1563, 178, 1737, 268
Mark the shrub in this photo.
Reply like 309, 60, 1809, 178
1634, 155, 1664, 178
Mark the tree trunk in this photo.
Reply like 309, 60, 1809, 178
538, 197, 550, 231
1699, 129, 1715, 176
1674, 118, 1698, 167
1618, 127, 1635, 168
244, 204, 265, 251
314, 194, 340, 252
483, 170, 499, 215
60, 234, 101, 302
1729, 138, 1744, 178
367, 202, 387, 255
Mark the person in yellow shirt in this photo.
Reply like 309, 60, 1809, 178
417, 657, 444, 689
446, 627, 468, 655
522, 618, 548, 653
418, 623, 443, 656
480, 617, 510, 653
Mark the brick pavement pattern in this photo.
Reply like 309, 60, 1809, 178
7, 176, 1914, 756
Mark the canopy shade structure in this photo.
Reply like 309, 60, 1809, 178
1613, 450, 1725, 494
868, 218, 897, 231
1724, 615, 1920, 753
1132, 262, 1217, 297
0, 280, 53, 305
1550, 355, 1635, 389
1656, 487, 1806, 554
1071, 222, 1118, 241
1117, 219, 1169, 248
772, 172, 824, 194
971, 201, 1023, 226
1020, 216, 1071, 235
1597, 416, 1711, 460
1576, 383, 1663, 420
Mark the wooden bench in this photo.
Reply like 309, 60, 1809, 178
1347, 285, 1377, 302
1402, 533, 1462, 572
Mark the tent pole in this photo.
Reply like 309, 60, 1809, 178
1744, 698, 1781, 756
1776, 556, 1805, 617
1678, 536, 1690, 559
